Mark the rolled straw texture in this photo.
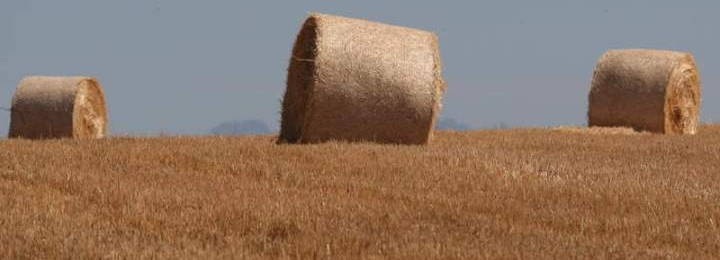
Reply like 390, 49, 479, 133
280, 13, 445, 144
588, 49, 701, 134
9, 76, 108, 139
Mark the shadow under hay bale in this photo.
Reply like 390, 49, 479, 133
279, 13, 446, 145
552, 126, 645, 136
588, 49, 701, 134
8, 76, 108, 139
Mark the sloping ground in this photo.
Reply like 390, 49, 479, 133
1, 126, 719, 259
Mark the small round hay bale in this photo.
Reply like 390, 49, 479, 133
588, 49, 701, 134
9, 76, 108, 139
279, 13, 446, 145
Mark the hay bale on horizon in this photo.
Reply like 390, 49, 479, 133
9, 76, 108, 139
588, 49, 701, 134
279, 13, 446, 145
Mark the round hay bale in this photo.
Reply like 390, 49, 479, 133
279, 13, 445, 145
588, 49, 701, 134
8, 76, 108, 139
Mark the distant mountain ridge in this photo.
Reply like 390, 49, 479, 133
210, 118, 472, 136
436, 117, 473, 131
210, 119, 272, 136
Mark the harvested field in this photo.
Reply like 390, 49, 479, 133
1, 126, 719, 259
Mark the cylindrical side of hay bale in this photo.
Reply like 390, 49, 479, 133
8, 76, 108, 139
588, 49, 701, 134
280, 13, 445, 145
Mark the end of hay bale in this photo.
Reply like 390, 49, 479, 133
664, 54, 700, 135
588, 49, 700, 134
8, 76, 108, 139
72, 78, 108, 139
279, 15, 319, 144
279, 13, 445, 145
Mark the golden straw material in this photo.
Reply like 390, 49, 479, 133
588, 49, 701, 134
9, 76, 108, 139
279, 13, 446, 145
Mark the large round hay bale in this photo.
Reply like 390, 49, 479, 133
8, 76, 108, 139
279, 13, 446, 145
588, 49, 701, 134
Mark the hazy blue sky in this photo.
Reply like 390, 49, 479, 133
1, 0, 718, 135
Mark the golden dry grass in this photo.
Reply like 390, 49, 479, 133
1, 126, 720, 259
